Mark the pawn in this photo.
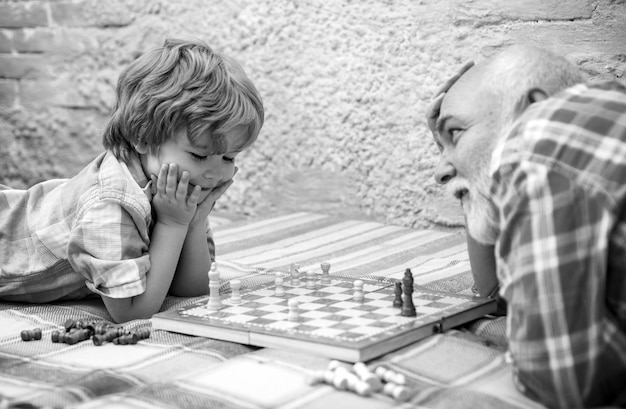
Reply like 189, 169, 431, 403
353, 280, 364, 302
305, 270, 316, 290
288, 299, 300, 322
274, 276, 285, 297
393, 282, 403, 308
230, 279, 242, 304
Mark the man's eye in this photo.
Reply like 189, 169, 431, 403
448, 128, 463, 143
223, 156, 235, 163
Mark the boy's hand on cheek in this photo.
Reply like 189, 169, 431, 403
151, 163, 200, 228
189, 167, 237, 230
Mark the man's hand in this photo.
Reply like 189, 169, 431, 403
426, 60, 475, 134
188, 166, 238, 230
151, 163, 200, 228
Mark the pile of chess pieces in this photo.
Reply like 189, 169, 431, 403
310, 360, 411, 402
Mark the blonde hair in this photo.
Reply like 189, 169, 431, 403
103, 38, 264, 162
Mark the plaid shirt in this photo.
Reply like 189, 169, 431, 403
491, 81, 626, 407
0, 151, 215, 303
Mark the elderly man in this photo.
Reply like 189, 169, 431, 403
428, 45, 626, 408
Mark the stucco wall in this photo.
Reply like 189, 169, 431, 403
1, 0, 625, 229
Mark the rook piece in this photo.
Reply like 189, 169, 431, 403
320, 262, 331, 285
230, 279, 242, 304
400, 269, 416, 317
206, 263, 223, 310
393, 282, 403, 308
353, 280, 364, 302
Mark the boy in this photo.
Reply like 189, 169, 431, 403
0, 39, 265, 323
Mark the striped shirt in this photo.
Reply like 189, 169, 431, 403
0, 151, 215, 303
491, 81, 626, 407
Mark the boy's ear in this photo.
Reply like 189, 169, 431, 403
134, 141, 149, 154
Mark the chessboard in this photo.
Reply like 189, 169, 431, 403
153, 264, 496, 362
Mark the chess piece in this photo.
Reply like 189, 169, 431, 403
288, 299, 300, 321
353, 279, 364, 302
274, 276, 285, 297
393, 282, 403, 308
400, 269, 416, 317
290, 263, 301, 286
320, 262, 331, 285
206, 263, 223, 310
305, 270, 316, 289
230, 279, 242, 304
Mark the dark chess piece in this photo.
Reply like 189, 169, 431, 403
401, 268, 416, 317
393, 282, 403, 308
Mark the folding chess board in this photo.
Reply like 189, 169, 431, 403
153, 275, 496, 362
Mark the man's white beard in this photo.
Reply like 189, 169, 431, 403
448, 166, 499, 245
466, 168, 499, 245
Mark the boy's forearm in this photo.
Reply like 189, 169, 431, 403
169, 225, 211, 296
102, 221, 188, 322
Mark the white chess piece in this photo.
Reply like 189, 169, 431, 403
320, 262, 331, 285
353, 279, 364, 302
291, 264, 301, 286
230, 279, 242, 304
305, 270, 316, 289
275, 276, 285, 297
206, 263, 223, 310
288, 299, 299, 321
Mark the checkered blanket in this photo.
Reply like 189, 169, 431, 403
0, 212, 542, 409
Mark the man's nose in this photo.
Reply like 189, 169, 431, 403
434, 159, 456, 185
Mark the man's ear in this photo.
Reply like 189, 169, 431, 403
527, 88, 549, 104
513, 87, 549, 118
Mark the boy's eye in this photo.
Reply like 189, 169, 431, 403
190, 152, 208, 160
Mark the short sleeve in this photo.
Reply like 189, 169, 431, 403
68, 200, 151, 298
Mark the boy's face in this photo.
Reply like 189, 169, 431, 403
138, 126, 248, 203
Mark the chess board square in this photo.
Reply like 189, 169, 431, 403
415, 306, 440, 314
321, 286, 352, 294
258, 304, 288, 313
303, 318, 340, 328
427, 301, 454, 309
321, 314, 348, 322
333, 309, 368, 318
291, 295, 317, 303
331, 301, 362, 309
413, 298, 436, 307
369, 307, 400, 316
239, 301, 266, 309
363, 299, 390, 308
317, 306, 343, 313
267, 321, 300, 330
221, 306, 254, 315
262, 312, 290, 321
254, 289, 275, 297
416, 293, 442, 301
358, 304, 380, 312
288, 287, 315, 295
437, 296, 467, 305
226, 314, 258, 323
249, 317, 280, 326
324, 293, 353, 301
380, 315, 415, 324
299, 303, 329, 311
247, 309, 273, 317
365, 292, 392, 300
309, 297, 344, 305
360, 312, 388, 320
255, 297, 287, 305
342, 317, 375, 326
301, 310, 332, 319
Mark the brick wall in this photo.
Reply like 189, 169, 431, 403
1, 0, 625, 227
